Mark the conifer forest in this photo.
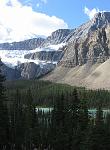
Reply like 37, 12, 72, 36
1, 63, 110, 150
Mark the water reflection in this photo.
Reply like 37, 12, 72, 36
36, 107, 110, 117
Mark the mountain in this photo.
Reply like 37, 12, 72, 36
0, 60, 55, 80
2, 12, 110, 89
23, 29, 70, 63
0, 29, 71, 50
0, 29, 69, 79
61, 12, 110, 66
24, 50, 64, 62
41, 29, 71, 47
0, 38, 45, 50
0, 61, 20, 80
43, 12, 110, 89
16, 62, 55, 79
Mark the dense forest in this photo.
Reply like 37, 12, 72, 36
1, 61, 110, 149
5, 78, 110, 108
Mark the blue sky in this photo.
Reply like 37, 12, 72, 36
0, 0, 110, 42
20, 0, 110, 28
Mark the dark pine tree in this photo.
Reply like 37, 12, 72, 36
68, 88, 81, 150
51, 92, 69, 150
24, 88, 35, 150
10, 89, 26, 150
86, 106, 110, 150
0, 60, 9, 149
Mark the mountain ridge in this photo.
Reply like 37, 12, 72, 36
42, 12, 110, 89
0, 29, 71, 50
0, 29, 70, 79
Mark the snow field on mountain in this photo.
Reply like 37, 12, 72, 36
0, 43, 64, 68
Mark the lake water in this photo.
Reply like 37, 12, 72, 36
36, 107, 53, 113
36, 107, 110, 117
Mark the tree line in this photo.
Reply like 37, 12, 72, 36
5, 78, 110, 108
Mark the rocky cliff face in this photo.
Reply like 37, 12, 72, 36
23, 29, 70, 64
17, 62, 55, 79
42, 29, 71, 47
43, 12, 110, 89
24, 50, 64, 62
60, 12, 110, 67
0, 61, 55, 80
1, 62, 20, 80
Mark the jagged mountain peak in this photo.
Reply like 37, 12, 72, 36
93, 11, 110, 21
89, 11, 110, 31
65, 12, 110, 44
42, 29, 71, 47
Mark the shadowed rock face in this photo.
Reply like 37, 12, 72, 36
17, 62, 55, 79
24, 50, 64, 62
1, 63, 20, 80
0, 61, 55, 80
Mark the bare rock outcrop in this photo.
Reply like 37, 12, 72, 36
17, 62, 55, 79
41, 29, 71, 47
0, 62, 20, 80
24, 50, 64, 62
59, 12, 110, 67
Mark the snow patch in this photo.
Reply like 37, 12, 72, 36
32, 43, 65, 52
47, 43, 66, 50
0, 49, 58, 68
0, 43, 65, 67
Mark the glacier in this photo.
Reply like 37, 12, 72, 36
0, 43, 65, 68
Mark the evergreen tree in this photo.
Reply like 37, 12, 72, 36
86, 106, 110, 150
31, 105, 40, 149
0, 60, 9, 149
24, 88, 35, 150
68, 89, 81, 150
66, 88, 89, 150
10, 89, 25, 149
51, 92, 69, 150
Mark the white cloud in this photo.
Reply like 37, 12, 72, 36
0, 0, 68, 43
84, 7, 100, 19
36, 0, 47, 8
